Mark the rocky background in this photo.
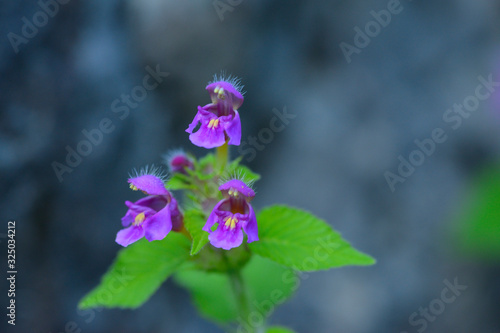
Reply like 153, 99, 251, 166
1, 0, 500, 332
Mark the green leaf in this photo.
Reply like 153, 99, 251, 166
249, 205, 375, 271
267, 327, 296, 333
456, 166, 500, 260
174, 255, 297, 324
79, 233, 190, 309
184, 209, 210, 255
166, 173, 194, 190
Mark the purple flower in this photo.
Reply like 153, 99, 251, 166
202, 179, 258, 250
116, 171, 183, 247
163, 149, 194, 174
186, 76, 244, 148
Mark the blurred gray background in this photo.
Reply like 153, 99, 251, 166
1, 0, 500, 332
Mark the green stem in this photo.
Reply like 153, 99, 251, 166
229, 269, 252, 331
216, 141, 229, 172
221, 251, 255, 333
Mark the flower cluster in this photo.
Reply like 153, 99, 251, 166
82, 72, 375, 333
115, 75, 258, 251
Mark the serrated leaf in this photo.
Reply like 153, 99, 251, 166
267, 327, 296, 333
79, 233, 190, 309
249, 205, 375, 271
184, 209, 210, 255
174, 255, 297, 324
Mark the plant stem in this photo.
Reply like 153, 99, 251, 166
228, 269, 252, 331
216, 141, 229, 172
221, 251, 255, 333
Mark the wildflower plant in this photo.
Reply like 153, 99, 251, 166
79, 75, 375, 333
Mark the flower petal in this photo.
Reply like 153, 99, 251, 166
208, 223, 244, 250
186, 111, 202, 134
115, 225, 145, 247
143, 204, 172, 241
188, 114, 226, 149
206, 80, 244, 110
219, 179, 255, 200
121, 198, 162, 227
121, 201, 136, 227
202, 199, 225, 233
169, 197, 184, 231
129, 175, 168, 195
134, 195, 169, 212
242, 203, 259, 243
224, 110, 241, 146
